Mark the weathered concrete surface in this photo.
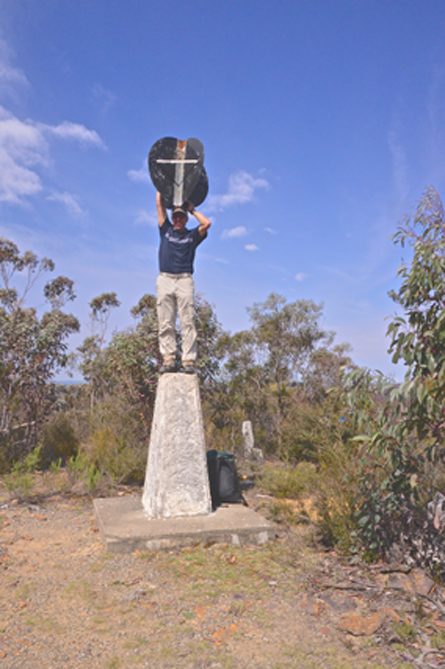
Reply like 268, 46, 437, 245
93, 496, 276, 553
142, 373, 212, 518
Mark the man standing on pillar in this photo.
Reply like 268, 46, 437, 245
156, 191, 211, 374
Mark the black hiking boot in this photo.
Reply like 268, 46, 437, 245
159, 363, 177, 374
182, 364, 196, 374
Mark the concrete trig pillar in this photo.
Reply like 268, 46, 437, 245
242, 420, 264, 461
142, 374, 212, 519
242, 421, 255, 454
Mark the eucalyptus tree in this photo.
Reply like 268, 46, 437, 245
342, 188, 445, 564
0, 238, 79, 464
77, 292, 121, 408
387, 186, 445, 443
217, 293, 346, 456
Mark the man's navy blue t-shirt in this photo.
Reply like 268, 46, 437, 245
158, 218, 206, 274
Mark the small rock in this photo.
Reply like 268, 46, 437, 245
319, 592, 356, 614
384, 607, 400, 623
337, 610, 386, 636
386, 573, 412, 591
410, 568, 434, 596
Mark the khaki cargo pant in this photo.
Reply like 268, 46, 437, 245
156, 272, 197, 364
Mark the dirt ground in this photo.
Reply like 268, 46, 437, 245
1, 484, 444, 668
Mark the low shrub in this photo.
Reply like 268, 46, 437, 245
260, 461, 319, 499
316, 438, 359, 554
39, 413, 79, 469
86, 427, 145, 485
3, 446, 42, 500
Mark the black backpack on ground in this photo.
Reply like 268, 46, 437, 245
206, 450, 247, 510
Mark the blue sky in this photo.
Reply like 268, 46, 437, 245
1, 0, 445, 380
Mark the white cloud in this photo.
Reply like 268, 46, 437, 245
207, 170, 269, 212
46, 191, 85, 217
0, 106, 47, 202
134, 209, 157, 227
295, 273, 307, 281
221, 226, 247, 240
42, 121, 106, 149
0, 39, 106, 205
245, 244, 259, 251
128, 162, 150, 183
264, 227, 278, 235
0, 38, 28, 97
0, 105, 106, 204
0, 61, 27, 86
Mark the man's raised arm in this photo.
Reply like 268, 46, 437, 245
187, 202, 211, 237
156, 191, 167, 227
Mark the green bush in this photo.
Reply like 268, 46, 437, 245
73, 391, 150, 485
86, 427, 145, 485
340, 188, 445, 564
39, 413, 79, 468
4, 446, 42, 500
316, 438, 360, 554
260, 461, 319, 499
60, 451, 102, 493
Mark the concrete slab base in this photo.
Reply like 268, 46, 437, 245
93, 496, 276, 554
